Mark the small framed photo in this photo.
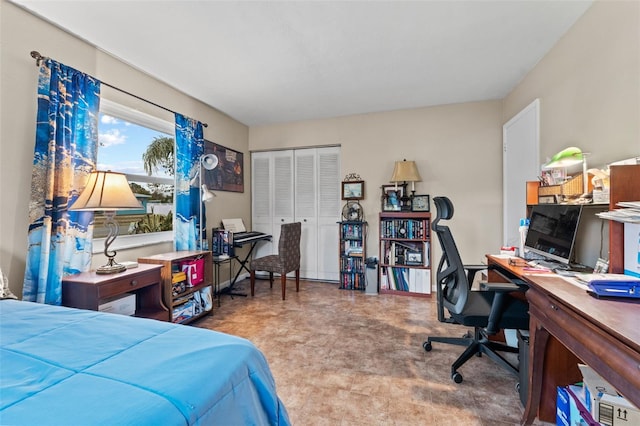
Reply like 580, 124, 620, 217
342, 180, 365, 200
381, 184, 403, 211
406, 251, 423, 265
538, 195, 558, 204
411, 194, 430, 212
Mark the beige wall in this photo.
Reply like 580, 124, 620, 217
0, 1, 250, 297
251, 0, 640, 271
503, 0, 640, 167
250, 101, 505, 267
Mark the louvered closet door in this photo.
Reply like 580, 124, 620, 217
252, 147, 340, 281
251, 152, 272, 257
272, 150, 294, 251
316, 147, 340, 281
295, 149, 317, 278
251, 150, 294, 259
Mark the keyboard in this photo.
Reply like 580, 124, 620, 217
527, 260, 567, 271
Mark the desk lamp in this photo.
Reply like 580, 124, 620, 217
390, 159, 422, 211
69, 171, 142, 274
190, 153, 218, 249
543, 146, 589, 194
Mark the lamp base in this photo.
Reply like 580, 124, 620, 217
96, 258, 126, 275
400, 191, 414, 211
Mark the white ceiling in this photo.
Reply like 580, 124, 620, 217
13, 0, 593, 126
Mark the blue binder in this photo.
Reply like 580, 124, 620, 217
576, 273, 640, 299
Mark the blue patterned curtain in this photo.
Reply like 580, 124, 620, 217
23, 59, 101, 305
174, 114, 205, 251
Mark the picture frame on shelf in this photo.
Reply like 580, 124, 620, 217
381, 184, 404, 211
342, 180, 365, 200
411, 194, 430, 212
538, 195, 558, 204
406, 251, 423, 265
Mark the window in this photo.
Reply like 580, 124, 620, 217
94, 99, 175, 250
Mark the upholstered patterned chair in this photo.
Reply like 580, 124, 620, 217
250, 222, 301, 300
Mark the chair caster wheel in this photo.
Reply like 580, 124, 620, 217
452, 372, 463, 383
423, 341, 432, 352
463, 332, 472, 339
516, 382, 520, 392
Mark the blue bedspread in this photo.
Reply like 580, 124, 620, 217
0, 300, 290, 425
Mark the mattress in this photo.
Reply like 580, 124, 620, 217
0, 299, 290, 425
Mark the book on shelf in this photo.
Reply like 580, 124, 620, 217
212, 229, 234, 257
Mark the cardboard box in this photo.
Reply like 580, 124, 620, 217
557, 386, 571, 426
598, 394, 640, 426
578, 364, 619, 419
98, 293, 136, 316
578, 364, 639, 425
557, 385, 599, 426
624, 223, 640, 278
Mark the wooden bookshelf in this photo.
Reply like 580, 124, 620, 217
379, 212, 431, 297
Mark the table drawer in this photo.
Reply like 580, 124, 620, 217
97, 270, 160, 299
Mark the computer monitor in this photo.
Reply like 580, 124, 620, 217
524, 204, 583, 265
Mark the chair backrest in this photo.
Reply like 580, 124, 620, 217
432, 196, 469, 317
278, 222, 302, 272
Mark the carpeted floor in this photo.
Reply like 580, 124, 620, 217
195, 278, 548, 426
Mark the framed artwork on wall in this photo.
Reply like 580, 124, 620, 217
381, 184, 403, 212
204, 140, 244, 192
342, 180, 365, 200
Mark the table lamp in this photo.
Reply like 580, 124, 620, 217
69, 170, 142, 274
543, 146, 589, 194
190, 153, 218, 249
390, 159, 422, 211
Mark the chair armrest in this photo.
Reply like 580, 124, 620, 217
481, 281, 528, 335
480, 281, 526, 292
463, 264, 486, 272
463, 264, 487, 288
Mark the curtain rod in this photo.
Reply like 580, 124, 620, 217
30, 51, 208, 128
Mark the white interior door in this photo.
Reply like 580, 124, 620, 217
503, 99, 540, 247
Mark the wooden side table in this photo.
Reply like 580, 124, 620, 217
138, 251, 214, 324
62, 264, 169, 321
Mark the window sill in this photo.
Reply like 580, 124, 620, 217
92, 231, 173, 254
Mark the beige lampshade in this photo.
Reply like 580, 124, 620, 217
390, 160, 422, 183
70, 171, 142, 211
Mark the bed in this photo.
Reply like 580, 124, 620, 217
0, 299, 290, 425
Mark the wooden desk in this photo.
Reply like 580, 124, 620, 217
486, 255, 640, 425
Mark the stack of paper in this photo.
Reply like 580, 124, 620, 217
596, 201, 640, 223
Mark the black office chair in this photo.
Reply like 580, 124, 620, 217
423, 196, 529, 383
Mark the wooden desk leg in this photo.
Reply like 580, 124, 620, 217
523, 317, 549, 425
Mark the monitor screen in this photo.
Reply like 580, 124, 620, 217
524, 204, 583, 265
